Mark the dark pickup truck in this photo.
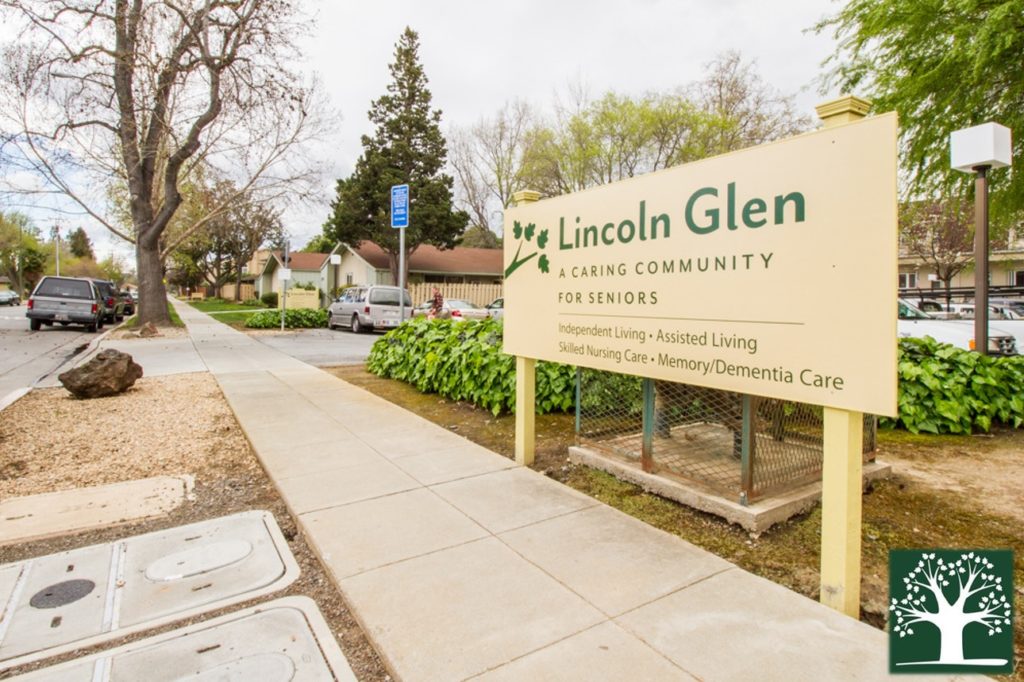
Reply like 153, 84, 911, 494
26, 276, 104, 332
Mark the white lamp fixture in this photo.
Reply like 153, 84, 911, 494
950, 122, 1012, 172
329, 254, 342, 265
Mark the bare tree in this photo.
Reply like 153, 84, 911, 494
449, 100, 532, 235
900, 199, 1005, 305
0, 0, 326, 324
692, 51, 812, 153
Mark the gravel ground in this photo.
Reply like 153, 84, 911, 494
0, 374, 390, 681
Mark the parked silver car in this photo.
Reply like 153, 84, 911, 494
26, 276, 104, 332
328, 285, 412, 333
412, 298, 489, 321
485, 297, 504, 319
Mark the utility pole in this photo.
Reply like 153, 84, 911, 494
280, 240, 289, 331
51, 225, 61, 276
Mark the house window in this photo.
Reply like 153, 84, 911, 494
346, 273, 353, 285
1012, 270, 1024, 287
898, 272, 917, 289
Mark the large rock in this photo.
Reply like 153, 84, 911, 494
59, 349, 144, 399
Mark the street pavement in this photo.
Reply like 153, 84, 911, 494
168, 298, 948, 681
0, 303, 95, 408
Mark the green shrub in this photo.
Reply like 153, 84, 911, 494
245, 307, 328, 329
293, 281, 317, 291
885, 337, 1024, 434
367, 318, 575, 416
260, 292, 278, 307
242, 298, 262, 307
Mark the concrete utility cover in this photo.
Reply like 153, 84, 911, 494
0, 511, 298, 671
11, 597, 356, 681
0, 476, 193, 545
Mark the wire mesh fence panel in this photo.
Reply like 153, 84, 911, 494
651, 381, 748, 496
576, 371, 878, 503
577, 369, 644, 459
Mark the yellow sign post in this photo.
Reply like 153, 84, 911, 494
816, 95, 871, 617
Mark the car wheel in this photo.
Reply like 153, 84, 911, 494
87, 321, 97, 333
116, 314, 123, 322
29, 319, 41, 331
327, 312, 334, 330
351, 315, 363, 333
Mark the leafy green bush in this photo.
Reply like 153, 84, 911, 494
367, 318, 575, 416
886, 337, 1024, 434
260, 292, 278, 307
245, 307, 328, 329
242, 298, 263, 307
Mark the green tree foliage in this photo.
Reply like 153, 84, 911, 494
324, 28, 468, 285
451, 52, 811, 221
458, 224, 501, 249
168, 178, 285, 298
67, 227, 95, 260
302, 233, 335, 253
98, 254, 128, 286
0, 212, 46, 295
817, 0, 1024, 217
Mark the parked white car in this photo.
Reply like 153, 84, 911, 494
898, 299, 1017, 355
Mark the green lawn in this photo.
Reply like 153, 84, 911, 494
121, 302, 184, 328
207, 310, 260, 328
187, 297, 264, 313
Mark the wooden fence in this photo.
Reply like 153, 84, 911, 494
407, 283, 502, 307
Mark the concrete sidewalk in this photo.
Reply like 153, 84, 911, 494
170, 300, 951, 681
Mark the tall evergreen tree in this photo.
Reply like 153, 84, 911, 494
67, 227, 95, 260
325, 28, 467, 285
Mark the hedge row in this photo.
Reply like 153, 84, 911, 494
368, 320, 1024, 433
886, 337, 1024, 434
367, 318, 574, 415
245, 308, 328, 329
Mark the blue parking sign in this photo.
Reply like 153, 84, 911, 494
391, 184, 409, 228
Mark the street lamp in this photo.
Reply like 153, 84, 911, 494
950, 122, 1012, 355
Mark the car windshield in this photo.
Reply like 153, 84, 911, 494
35, 278, 92, 299
369, 289, 412, 306
898, 300, 932, 320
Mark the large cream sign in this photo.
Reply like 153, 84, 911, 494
503, 114, 898, 416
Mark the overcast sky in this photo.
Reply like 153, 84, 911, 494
30, 0, 844, 266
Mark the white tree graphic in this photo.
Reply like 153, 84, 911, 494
891, 551, 1011, 666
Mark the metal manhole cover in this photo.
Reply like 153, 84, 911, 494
28, 580, 95, 609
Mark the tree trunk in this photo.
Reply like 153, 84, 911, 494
234, 268, 243, 301
136, 240, 172, 326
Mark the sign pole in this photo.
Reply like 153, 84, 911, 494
391, 184, 410, 322
814, 95, 870, 618
399, 227, 406, 321
511, 190, 540, 466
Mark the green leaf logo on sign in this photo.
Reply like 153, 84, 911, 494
505, 220, 551, 278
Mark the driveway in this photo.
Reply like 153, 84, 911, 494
0, 303, 94, 407
249, 327, 378, 366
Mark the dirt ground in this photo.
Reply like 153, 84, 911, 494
0, 375, 389, 681
328, 364, 1024, 680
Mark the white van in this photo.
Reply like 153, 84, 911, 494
327, 285, 412, 333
